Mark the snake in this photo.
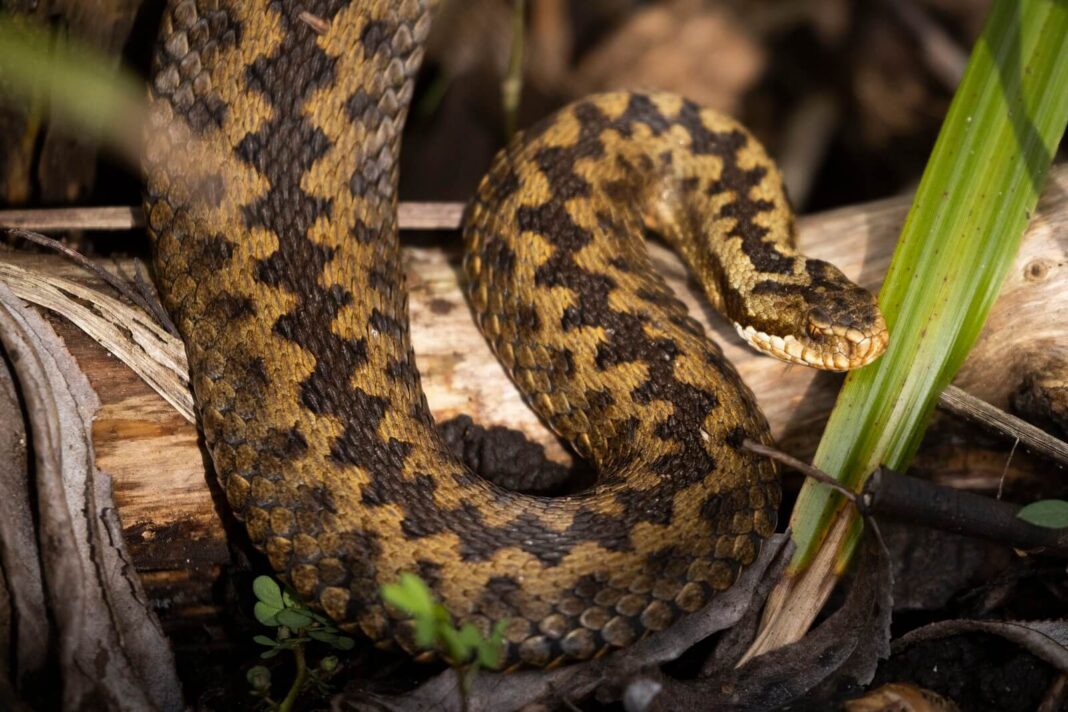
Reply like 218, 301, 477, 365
143, 0, 888, 668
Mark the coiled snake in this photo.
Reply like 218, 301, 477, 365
144, 0, 888, 667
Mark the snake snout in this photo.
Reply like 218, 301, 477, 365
804, 295, 889, 370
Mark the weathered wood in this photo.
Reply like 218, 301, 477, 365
1, 166, 1065, 624
0, 201, 465, 232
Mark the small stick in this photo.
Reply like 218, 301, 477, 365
938, 384, 1068, 468
0, 202, 468, 233
741, 439, 1068, 557
129, 259, 179, 337
0, 206, 143, 231
861, 466, 1068, 556
886, 0, 967, 90
742, 439, 890, 559
742, 439, 858, 502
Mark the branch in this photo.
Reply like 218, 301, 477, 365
938, 384, 1068, 467
0, 202, 466, 232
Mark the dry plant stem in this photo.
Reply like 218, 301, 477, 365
7, 228, 177, 335
778, 93, 839, 209
737, 508, 849, 667
0, 206, 143, 231
938, 384, 1068, 467
0, 202, 466, 232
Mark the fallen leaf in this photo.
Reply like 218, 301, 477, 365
845, 682, 961, 712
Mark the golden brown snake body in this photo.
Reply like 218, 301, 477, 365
144, 0, 888, 667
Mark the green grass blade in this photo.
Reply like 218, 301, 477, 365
0, 13, 145, 161
789, 0, 1068, 572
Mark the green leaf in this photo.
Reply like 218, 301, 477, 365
253, 601, 280, 627
307, 630, 336, 644
252, 635, 277, 647
474, 620, 507, 669
413, 616, 438, 650
260, 648, 280, 659
253, 576, 284, 608
438, 625, 468, 664
456, 623, 483, 653
304, 609, 332, 626
788, 0, 1068, 572
1017, 500, 1068, 529
331, 635, 355, 651
0, 15, 146, 160
381, 572, 435, 617
275, 608, 313, 630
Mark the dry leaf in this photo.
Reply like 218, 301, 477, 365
635, 534, 893, 710
845, 682, 961, 712
0, 261, 193, 421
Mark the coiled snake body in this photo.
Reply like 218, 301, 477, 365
145, 0, 887, 667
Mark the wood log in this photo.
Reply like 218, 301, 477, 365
1, 165, 1065, 629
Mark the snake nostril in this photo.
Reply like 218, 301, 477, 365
806, 306, 832, 337
807, 306, 831, 329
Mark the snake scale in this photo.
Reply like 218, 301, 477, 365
144, 0, 888, 667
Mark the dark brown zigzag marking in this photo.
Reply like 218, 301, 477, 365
358, 468, 643, 564
233, 1, 410, 464
700, 125, 794, 275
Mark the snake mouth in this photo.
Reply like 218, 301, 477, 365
733, 319, 889, 371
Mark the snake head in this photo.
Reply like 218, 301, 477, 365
733, 261, 889, 371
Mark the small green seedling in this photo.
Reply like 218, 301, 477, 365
247, 576, 354, 712
381, 572, 507, 703
1017, 499, 1068, 529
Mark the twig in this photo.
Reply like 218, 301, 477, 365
0, 202, 467, 233
742, 439, 890, 562
741, 439, 1068, 558
128, 260, 179, 337
0, 206, 143, 232
1038, 672, 1068, 712
742, 439, 858, 502
998, 437, 1020, 500
6, 229, 177, 335
861, 467, 1068, 556
938, 384, 1068, 468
